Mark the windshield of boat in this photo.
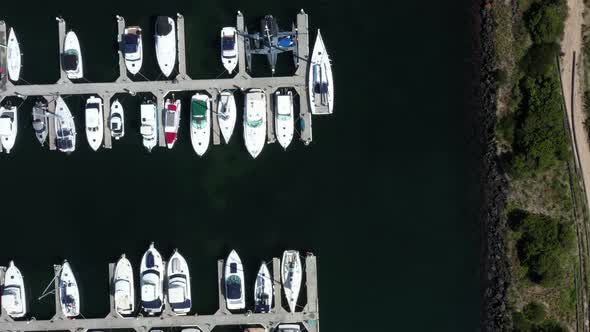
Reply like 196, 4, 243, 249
192, 100, 207, 129
247, 118, 262, 128
222, 36, 235, 50
226, 275, 242, 299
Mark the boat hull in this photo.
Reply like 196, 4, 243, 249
243, 89, 267, 158
164, 99, 181, 149
0, 106, 17, 154
123, 27, 143, 75
220, 27, 238, 74
155, 17, 176, 77
218, 91, 236, 144
7, 28, 21, 82
85, 96, 104, 151
281, 250, 302, 313
140, 102, 157, 152
308, 30, 333, 115
190, 94, 210, 156
225, 250, 245, 310
63, 31, 83, 79
1, 261, 27, 318
32, 102, 48, 146
55, 97, 76, 153
254, 263, 273, 313
59, 261, 80, 318
114, 255, 135, 316
167, 251, 192, 315
109, 100, 125, 140
140, 243, 164, 314
275, 91, 294, 149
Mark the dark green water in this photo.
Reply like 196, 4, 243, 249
0, 0, 479, 330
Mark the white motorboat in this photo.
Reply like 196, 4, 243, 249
308, 30, 333, 115
243, 89, 266, 158
122, 26, 143, 75
155, 16, 176, 77
85, 96, 103, 151
55, 97, 76, 153
140, 100, 157, 152
114, 254, 135, 316
32, 101, 48, 146
109, 100, 125, 140
140, 243, 164, 315
274, 90, 294, 150
190, 94, 210, 156
164, 98, 181, 149
281, 250, 302, 313
7, 28, 21, 82
218, 90, 236, 144
59, 260, 80, 318
167, 250, 191, 315
63, 31, 83, 79
220, 27, 238, 73
225, 250, 245, 310
1, 261, 26, 318
276, 325, 301, 332
0, 105, 17, 154
254, 262, 273, 313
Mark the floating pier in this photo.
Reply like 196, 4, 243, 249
0, 254, 319, 332
0, 10, 315, 152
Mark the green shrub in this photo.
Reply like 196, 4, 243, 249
519, 43, 560, 77
523, 302, 546, 323
524, 0, 567, 44
514, 311, 533, 331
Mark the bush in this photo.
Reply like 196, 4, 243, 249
534, 319, 567, 332
519, 43, 560, 77
523, 302, 546, 323
525, 0, 567, 44
514, 311, 533, 332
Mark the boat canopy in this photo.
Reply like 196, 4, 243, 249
191, 100, 207, 129
222, 36, 235, 51
278, 36, 293, 48
123, 34, 139, 53
156, 17, 172, 36
57, 137, 73, 150
63, 52, 79, 71
167, 103, 177, 111
226, 275, 242, 299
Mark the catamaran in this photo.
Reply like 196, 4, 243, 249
7, 28, 21, 82
55, 97, 76, 153
308, 30, 333, 115
32, 101, 48, 146
109, 100, 125, 140
164, 98, 181, 149
0, 105, 17, 154
225, 250, 245, 310
167, 250, 192, 315
140, 243, 164, 315
244, 89, 266, 158
155, 16, 176, 77
1, 261, 26, 318
85, 96, 103, 151
63, 31, 83, 79
254, 262, 273, 313
220, 27, 238, 73
114, 254, 135, 316
122, 26, 143, 75
275, 90, 294, 150
140, 100, 157, 152
190, 93, 210, 156
218, 90, 236, 144
59, 260, 80, 318
281, 250, 302, 313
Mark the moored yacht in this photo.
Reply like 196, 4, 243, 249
243, 89, 266, 158
220, 27, 238, 73
218, 90, 236, 144
225, 250, 245, 310
0, 105, 17, 154
140, 243, 164, 315
59, 260, 80, 318
167, 250, 191, 315
122, 26, 143, 75
1, 261, 26, 318
85, 96, 103, 151
140, 100, 157, 152
32, 101, 48, 146
63, 31, 83, 79
155, 16, 176, 77
190, 93, 210, 156
109, 100, 125, 140
114, 254, 135, 316
7, 28, 21, 82
308, 30, 333, 115
281, 250, 302, 313
164, 98, 181, 149
254, 262, 273, 313
274, 90, 294, 150
55, 97, 76, 153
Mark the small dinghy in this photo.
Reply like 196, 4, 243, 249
308, 30, 333, 115
225, 249, 245, 310
59, 260, 80, 318
254, 262, 273, 313
281, 250, 302, 313
164, 98, 181, 149
1, 261, 27, 318
275, 90, 294, 150
220, 27, 238, 74
63, 31, 83, 79
55, 97, 76, 154
190, 93, 210, 156
85, 96, 103, 151
155, 16, 176, 77
140, 243, 164, 315
122, 26, 143, 75
243, 89, 266, 158
218, 90, 236, 144
7, 28, 21, 82
32, 101, 48, 146
109, 100, 125, 140
0, 104, 17, 154
140, 100, 157, 152
114, 254, 135, 316
167, 250, 191, 315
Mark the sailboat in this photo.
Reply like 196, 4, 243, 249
59, 260, 80, 318
220, 27, 238, 73
225, 250, 245, 310
122, 26, 143, 75
140, 100, 157, 152
63, 31, 83, 79
7, 28, 21, 82
190, 93, 210, 156
32, 101, 48, 146
114, 254, 135, 316
274, 90, 294, 150
55, 97, 76, 153
254, 262, 273, 313
1, 261, 26, 318
164, 98, 181, 149
109, 100, 125, 140
85, 96, 103, 151
308, 30, 334, 115
140, 243, 164, 315
167, 250, 191, 315
218, 90, 236, 144
281, 250, 302, 313
155, 16, 176, 77
0, 105, 17, 153
243, 89, 266, 158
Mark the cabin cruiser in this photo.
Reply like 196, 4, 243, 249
114, 254, 135, 316
0, 105, 17, 153
140, 100, 157, 152
167, 250, 191, 314
122, 26, 143, 75
32, 101, 48, 146
190, 94, 210, 156
109, 100, 125, 140
164, 98, 181, 149
243, 89, 266, 158
274, 90, 294, 149
59, 260, 80, 318
281, 250, 302, 313
220, 27, 238, 73
155, 16, 176, 77
85, 96, 103, 151
1, 261, 26, 318
7, 28, 21, 82
63, 31, 83, 79
140, 243, 164, 315
254, 262, 273, 313
218, 90, 236, 144
55, 97, 76, 153
225, 250, 245, 310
